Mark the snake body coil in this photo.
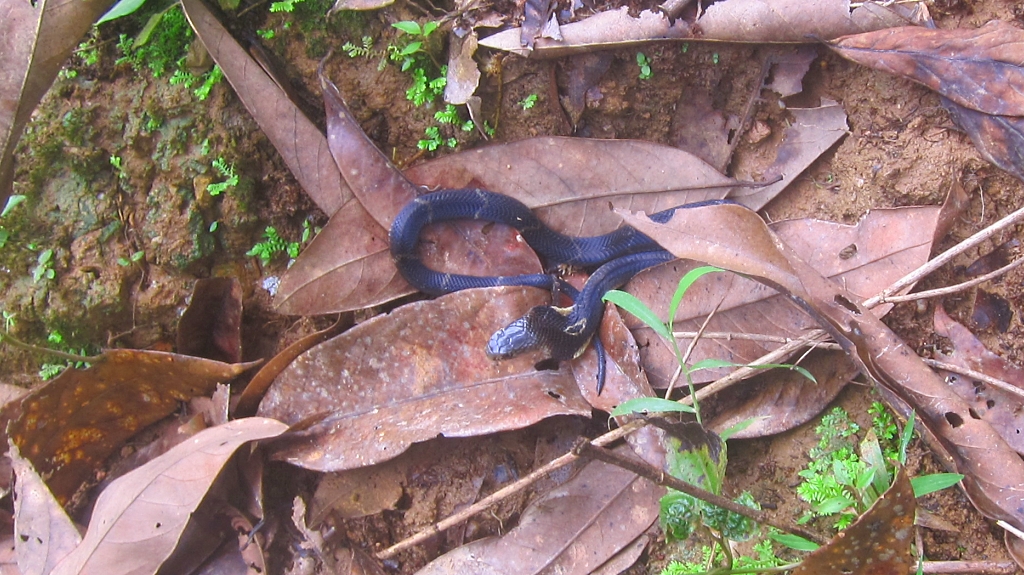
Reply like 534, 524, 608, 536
390, 188, 707, 391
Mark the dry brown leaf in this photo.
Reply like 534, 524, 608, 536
445, 31, 481, 105
177, 277, 242, 364
11, 446, 80, 575
620, 201, 1024, 544
414, 446, 661, 574
3, 349, 256, 507
729, 102, 848, 211
933, 306, 1024, 454
706, 350, 857, 439
631, 202, 951, 386
310, 465, 404, 523
791, 466, 914, 574
830, 21, 1024, 116
181, 0, 349, 215
0, 0, 116, 199
942, 97, 1024, 182
50, 418, 286, 575
260, 287, 591, 471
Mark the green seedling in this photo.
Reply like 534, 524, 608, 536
390, 20, 440, 72
661, 537, 787, 574
246, 220, 319, 265
110, 155, 127, 179
32, 249, 55, 283
518, 93, 538, 110
36, 330, 93, 380
117, 250, 145, 267
270, 0, 307, 13
207, 157, 239, 196
637, 52, 653, 80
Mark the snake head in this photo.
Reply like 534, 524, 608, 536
486, 314, 539, 360
487, 305, 586, 362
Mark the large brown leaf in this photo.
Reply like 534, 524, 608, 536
50, 418, 286, 575
260, 287, 591, 471
0, 0, 116, 199
630, 202, 953, 387
2, 349, 256, 506
277, 135, 736, 315
831, 21, 1024, 117
620, 202, 1024, 541
942, 97, 1024, 182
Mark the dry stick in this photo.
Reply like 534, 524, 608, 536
918, 562, 1019, 575
882, 255, 1024, 304
377, 421, 643, 559
923, 358, 1024, 401
868, 202, 1024, 307
571, 440, 827, 546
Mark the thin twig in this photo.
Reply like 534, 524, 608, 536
572, 440, 827, 545
378, 420, 645, 559
867, 202, 1024, 307
918, 560, 1019, 574
922, 359, 1024, 401
880, 255, 1024, 304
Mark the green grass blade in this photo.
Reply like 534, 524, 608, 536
667, 266, 723, 328
911, 473, 963, 497
610, 397, 695, 417
603, 289, 670, 340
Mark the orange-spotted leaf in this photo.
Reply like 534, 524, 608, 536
4, 349, 256, 507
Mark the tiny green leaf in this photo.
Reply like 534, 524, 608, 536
668, 266, 722, 329
610, 397, 695, 417
392, 21, 422, 35
770, 532, 819, 552
911, 473, 963, 497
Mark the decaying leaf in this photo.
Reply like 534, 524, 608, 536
310, 464, 404, 523
177, 277, 242, 364
3, 349, 256, 506
415, 446, 662, 574
933, 306, 1024, 454
478, 0, 911, 58
11, 446, 80, 575
791, 466, 914, 574
260, 287, 591, 471
620, 201, 1024, 546
445, 31, 481, 105
50, 418, 286, 575
0, 0, 116, 199
942, 97, 1024, 182
830, 21, 1024, 117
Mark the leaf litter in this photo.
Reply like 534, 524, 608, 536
6, 0, 1024, 568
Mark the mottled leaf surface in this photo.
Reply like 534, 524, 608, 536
3, 350, 255, 506
792, 466, 914, 574
260, 287, 591, 471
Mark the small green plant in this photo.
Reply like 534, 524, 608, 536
661, 537, 787, 574
390, 20, 440, 71
207, 157, 239, 196
270, 0, 307, 13
117, 250, 145, 267
636, 52, 653, 80
36, 330, 93, 380
32, 249, 55, 283
406, 66, 447, 107
712, 53, 720, 65
795, 406, 963, 530
257, 29, 276, 40
110, 155, 127, 179
246, 220, 319, 265
417, 126, 456, 152
517, 93, 538, 110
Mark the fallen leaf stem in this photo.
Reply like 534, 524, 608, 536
571, 439, 828, 546
879, 255, 1024, 304
923, 358, 1024, 401
0, 330, 101, 364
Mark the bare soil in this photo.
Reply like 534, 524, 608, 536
5, 0, 1024, 572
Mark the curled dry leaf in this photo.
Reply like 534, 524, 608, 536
0, 0, 116, 199
2, 349, 256, 506
830, 21, 1024, 117
942, 97, 1024, 182
177, 277, 242, 364
260, 287, 591, 471
50, 418, 286, 575
631, 200, 954, 386
620, 202, 1024, 544
478, 0, 909, 58
415, 446, 662, 575
791, 466, 914, 574
445, 31, 481, 105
